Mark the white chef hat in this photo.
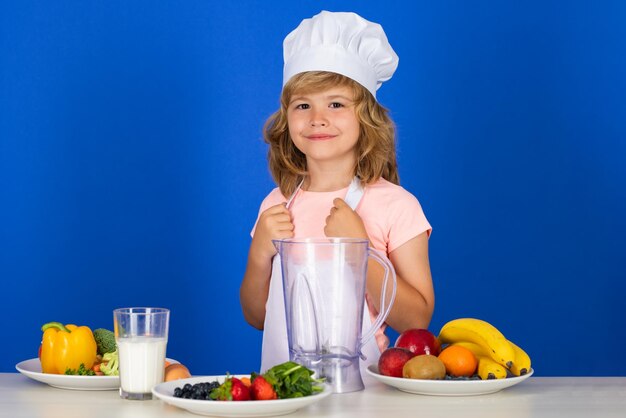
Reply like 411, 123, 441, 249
282, 11, 399, 99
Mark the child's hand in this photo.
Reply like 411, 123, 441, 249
324, 198, 368, 239
251, 203, 294, 260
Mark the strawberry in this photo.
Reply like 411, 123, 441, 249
250, 375, 278, 400
230, 378, 251, 401
210, 376, 251, 401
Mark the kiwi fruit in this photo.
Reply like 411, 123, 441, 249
402, 354, 446, 380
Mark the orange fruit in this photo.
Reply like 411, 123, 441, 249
438, 345, 478, 377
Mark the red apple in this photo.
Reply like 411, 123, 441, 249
395, 329, 441, 356
378, 347, 415, 377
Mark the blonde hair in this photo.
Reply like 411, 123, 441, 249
264, 71, 399, 196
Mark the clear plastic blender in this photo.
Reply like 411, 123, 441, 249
274, 237, 397, 393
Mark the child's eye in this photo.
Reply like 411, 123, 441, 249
329, 102, 344, 108
295, 103, 309, 110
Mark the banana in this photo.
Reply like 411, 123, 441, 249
452, 341, 490, 358
477, 355, 508, 379
508, 340, 531, 376
438, 318, 516, 368
451, 342, 507, 380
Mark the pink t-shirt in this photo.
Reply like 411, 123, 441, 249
252, 178, 432, 351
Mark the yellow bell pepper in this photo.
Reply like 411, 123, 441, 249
40, 322, 97, 374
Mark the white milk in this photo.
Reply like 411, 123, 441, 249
118, 336, 167, 394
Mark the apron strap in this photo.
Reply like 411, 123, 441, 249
344, 177, 364, 210
285, 179, 304, 210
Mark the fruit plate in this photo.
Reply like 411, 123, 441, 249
15, 358, 178, 391
366, 364, 533, 396
152, 375, 332, 417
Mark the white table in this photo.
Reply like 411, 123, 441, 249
1, 373, 625, 418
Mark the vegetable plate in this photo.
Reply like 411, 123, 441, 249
16, 358, 178, 391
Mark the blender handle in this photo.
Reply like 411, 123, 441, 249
359, 248, 397, 352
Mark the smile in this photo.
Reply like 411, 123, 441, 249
305, 134, 337, 141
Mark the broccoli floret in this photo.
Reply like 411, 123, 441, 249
100, 350, 119, 376
65, 363, 95, 376
93, 328, 117, 355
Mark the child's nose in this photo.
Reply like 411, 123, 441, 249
309, 110, 328, 127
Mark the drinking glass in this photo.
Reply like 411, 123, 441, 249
113, 307, 170, 400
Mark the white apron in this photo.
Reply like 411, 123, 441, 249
260, 178, 382, 375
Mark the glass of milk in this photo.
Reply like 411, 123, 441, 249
113, 307, 170, 400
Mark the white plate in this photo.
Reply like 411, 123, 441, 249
16, 358, 178, 391
366, 364, 533, 396
152, 375, 332, 417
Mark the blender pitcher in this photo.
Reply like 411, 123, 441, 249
274, 237, 397, 393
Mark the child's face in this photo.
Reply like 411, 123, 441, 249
287, 85, 360, 167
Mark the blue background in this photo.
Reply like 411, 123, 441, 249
1, 1, 625, 376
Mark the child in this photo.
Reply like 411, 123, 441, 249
240, 11, 434, 372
